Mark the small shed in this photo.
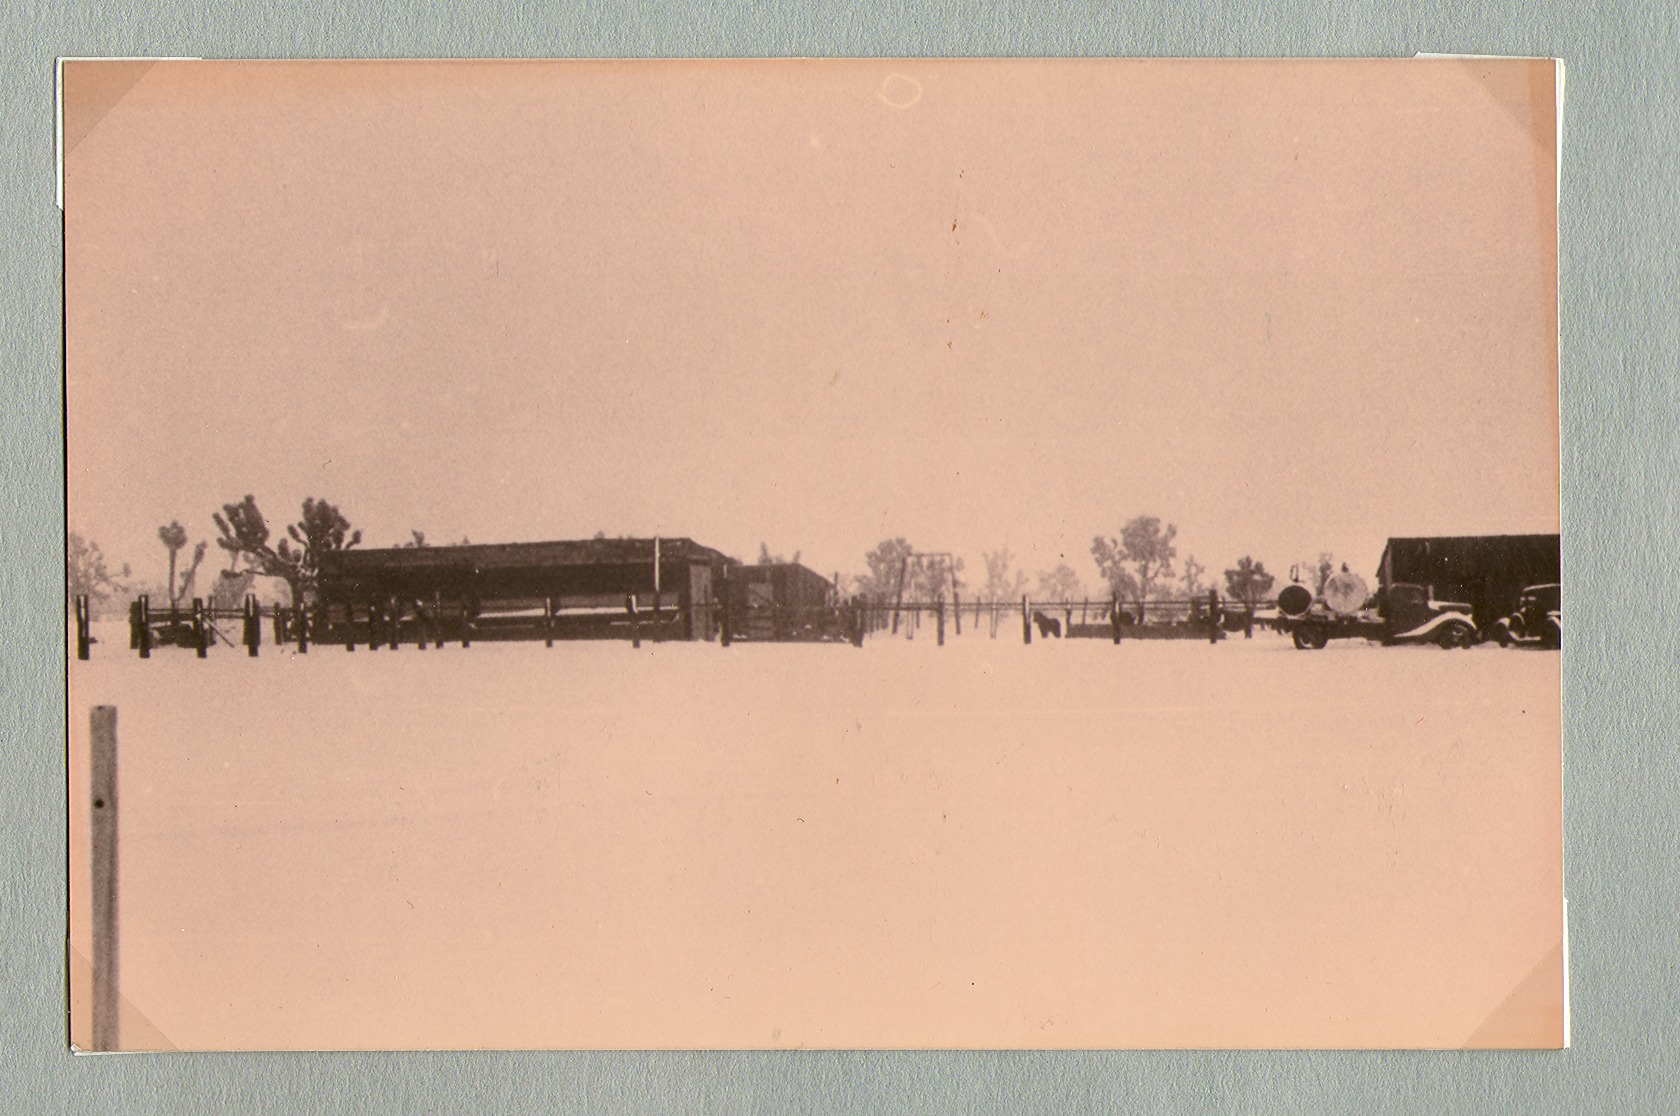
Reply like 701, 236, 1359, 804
724, 562, 840, 641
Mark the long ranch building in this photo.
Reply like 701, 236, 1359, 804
315, 537, 841, 643
317, 537, 731, 642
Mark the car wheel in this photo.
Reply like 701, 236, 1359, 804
1437, 621, 1474, 649
1543, 618, 1561, 650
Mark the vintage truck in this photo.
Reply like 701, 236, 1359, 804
1276, 567, 1478, 650
1277, 535, 1560, 651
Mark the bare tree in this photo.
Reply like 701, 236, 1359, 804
980, 548, 1029, 603
911, 553, 963, 601
856, 537, 914, 603
757, 543, 802, 566
1302, 552, 1335, 594
67, 531, 131, 616
1092, 516, 1178, 620
1034, 563, 1085, 603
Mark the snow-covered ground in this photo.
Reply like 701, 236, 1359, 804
68, 624, 1563, 1049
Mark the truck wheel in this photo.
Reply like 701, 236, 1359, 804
1437, 621, 1474, 649
1293, 627, 1327, 650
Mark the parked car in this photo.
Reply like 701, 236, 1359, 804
1492, 583, 1561, 649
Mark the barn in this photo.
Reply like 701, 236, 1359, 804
314, 538, 844, 644
1377, 534, 1560, 629
316, 537, 733, 642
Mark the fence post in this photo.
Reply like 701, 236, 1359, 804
192, 598, 207, 658
545, 596, 555, 648
434, 592, 445, 649
89, 705, 119, 1052
388, 597, 401, 651
76, 595, 91, 660
295, 602, 309, 654
627, 594, 641, 649
1112, 595, 1123, 644
138, 596, 150, 659
720, 574, 733, 648
952, 591, 962, 637
461, 604, 473, 649
244, 595, 259, 657
936, 599, 946, 646
1022, 596, 1032, 644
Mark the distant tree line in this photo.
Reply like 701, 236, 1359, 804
70, 501, 1305, 625
842, 514, 1287, 625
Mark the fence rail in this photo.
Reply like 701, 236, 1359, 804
75, 590, 1285, 662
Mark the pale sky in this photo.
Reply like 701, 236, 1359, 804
64, 59, 1560, 595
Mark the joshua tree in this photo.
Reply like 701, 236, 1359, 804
1223, 556, 1277, 619
213, 495, 362, 607
157, 521, 208, 606
1180, 554, 1205, 599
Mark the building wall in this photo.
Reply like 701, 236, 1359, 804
1378, 535, 1561, 627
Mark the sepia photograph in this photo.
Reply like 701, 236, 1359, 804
63, 57, 1562, 1050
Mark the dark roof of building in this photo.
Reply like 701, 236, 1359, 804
1378, 534, 1560, 585
320, 537, 734, 574
1383, 533, 1559, 549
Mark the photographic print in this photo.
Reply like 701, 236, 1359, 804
63, 58, 1562, 1049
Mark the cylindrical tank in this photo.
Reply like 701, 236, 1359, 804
1321, 570, 1370, 617
1277, 583, 1313, 618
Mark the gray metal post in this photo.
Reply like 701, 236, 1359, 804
89, 706, 119, 1051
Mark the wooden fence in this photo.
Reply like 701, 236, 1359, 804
76, 591, 1282, 661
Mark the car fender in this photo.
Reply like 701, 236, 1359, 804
1392, 611, 1476, 642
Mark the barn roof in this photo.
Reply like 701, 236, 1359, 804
320, 537, 734, 574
